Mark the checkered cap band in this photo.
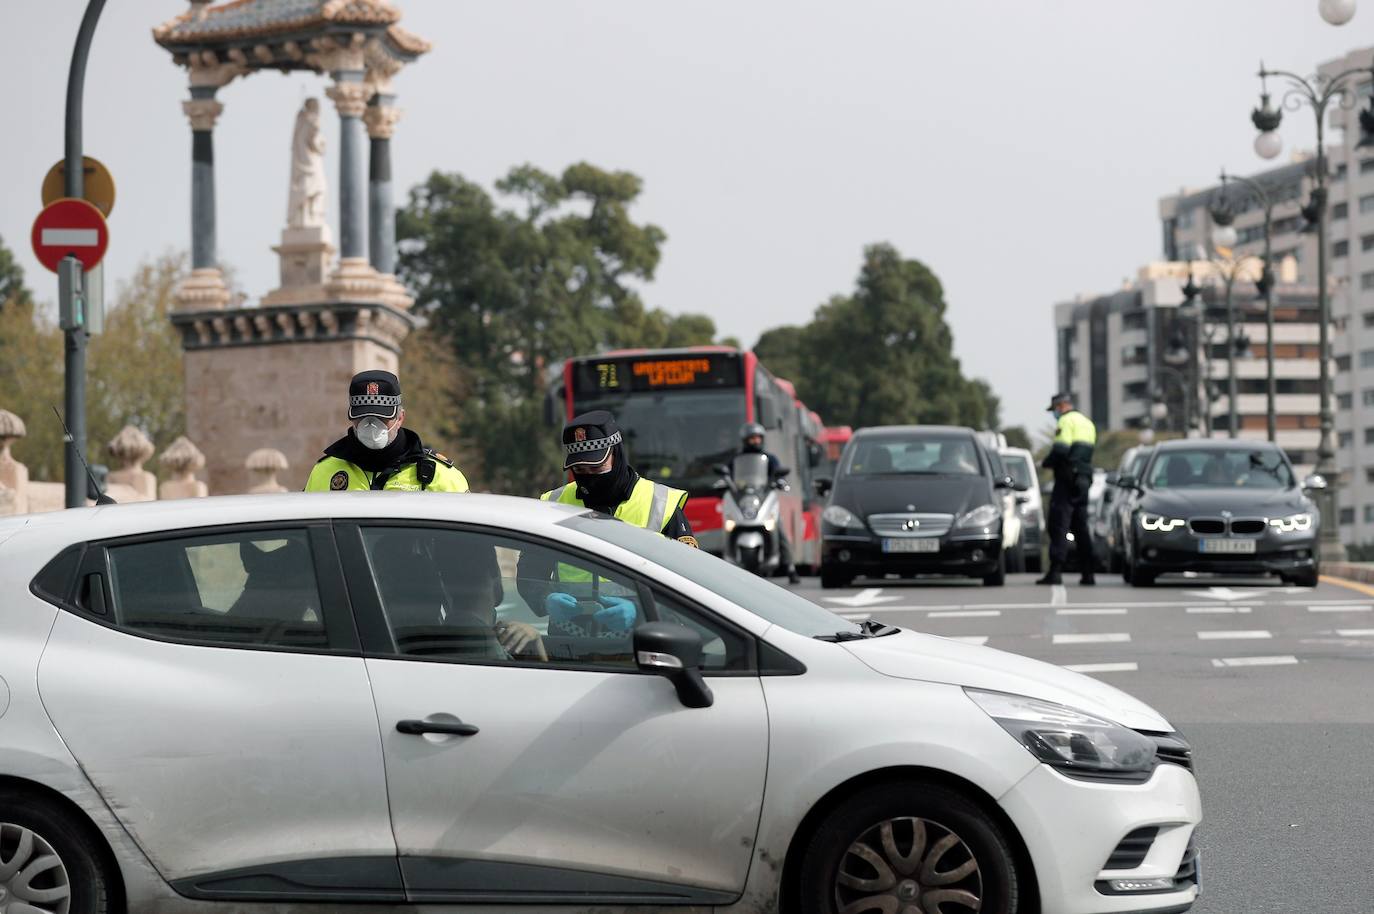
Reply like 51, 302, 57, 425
564, 431, 622, 456
350, 394, 402, 408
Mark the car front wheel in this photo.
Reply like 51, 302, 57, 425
0, 789, 114, 914
798, 781, 1019, 914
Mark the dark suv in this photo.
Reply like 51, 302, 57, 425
816, 426, 1024, 588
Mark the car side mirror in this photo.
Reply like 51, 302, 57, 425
994, 475, 1017, 490
1303, 473, 1328, 492
814, 477, 833, 496
634, 623, 713, 709
1117, 474, 1142, 492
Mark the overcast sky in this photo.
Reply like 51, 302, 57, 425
1, 2, 1363, 435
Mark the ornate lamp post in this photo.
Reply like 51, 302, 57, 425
1205, 192, 1260, 439
1249, 61, 1374, 563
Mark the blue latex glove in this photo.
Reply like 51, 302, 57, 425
593, 596, 637, 633
544, 592, 580, 623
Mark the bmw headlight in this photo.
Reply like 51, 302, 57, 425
822, 504, 862, 530
955, 503, 1000, 529
965, 689, 1157, 782
1268, 512, 1313, 533
1139, 513, 1186, 532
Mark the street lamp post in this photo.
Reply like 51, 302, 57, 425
1249, 61, 1374, 563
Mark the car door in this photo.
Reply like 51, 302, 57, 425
339, 521, 769, 905
36, 523, 401, 902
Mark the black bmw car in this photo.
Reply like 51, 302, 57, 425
816, 425, 1024, 588
1121, 439, 1321, 587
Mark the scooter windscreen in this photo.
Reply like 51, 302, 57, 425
731, 452, 770, 490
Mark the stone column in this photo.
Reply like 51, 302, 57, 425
324, 67, 389, 301
364, 95, 400, 275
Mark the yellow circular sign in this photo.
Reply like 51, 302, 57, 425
42, 156, 115, 217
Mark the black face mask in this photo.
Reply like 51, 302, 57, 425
574, 446, 636, 510
744, 438, 764, 453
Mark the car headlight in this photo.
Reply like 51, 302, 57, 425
956, 503, 1000, 529
1268, 512, 1313, 533
822, 505, 862, 529
965, 689, 1158, 782
1139, 513, 1186, 532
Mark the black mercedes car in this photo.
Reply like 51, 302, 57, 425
816, 425, 1025, 588
1120, 439, 1321, 587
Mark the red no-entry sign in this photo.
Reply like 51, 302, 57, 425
31, 197, 108, 273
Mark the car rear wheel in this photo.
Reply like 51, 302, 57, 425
0, 789, 113, 914
1282, 567, 1319, 588
798, 781, 1019, 914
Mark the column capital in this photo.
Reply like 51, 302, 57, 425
363, 102, 402, 139
185, 49, 245, 89
182, 97, 224, 131
326, 80, 371, 118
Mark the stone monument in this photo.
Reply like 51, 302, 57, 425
154, 1, 429, 493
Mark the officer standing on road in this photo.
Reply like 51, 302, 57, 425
304, 370, 469, 493
1037, 392, 1097, 586
738, 422, 802, 584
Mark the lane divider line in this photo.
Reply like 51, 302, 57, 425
1211, 655, 1299, 667
1057, 608, 1128, 616
1063, 662, 1138, 673
928, 609, 1001, 618
1308, 605, 1374, 613
1186, 606, 1253, 614
1197, 630, 1272, 640
1335, 629, 1374, 637
1052, 632, 1130, 645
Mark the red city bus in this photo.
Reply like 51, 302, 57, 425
819, 426, 853, 477
561, 347, 826, 564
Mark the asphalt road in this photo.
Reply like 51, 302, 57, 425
784, 570, 1374, 914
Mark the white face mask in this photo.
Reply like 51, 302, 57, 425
356, 416, 393, 450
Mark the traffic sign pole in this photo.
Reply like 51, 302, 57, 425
63, 0, 106, 508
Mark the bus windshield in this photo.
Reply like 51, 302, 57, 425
574, 389, 745, 495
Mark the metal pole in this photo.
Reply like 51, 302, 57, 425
1226, 272, 1238, 438
1196, 297, 1209, 437
63, 0, 106, 509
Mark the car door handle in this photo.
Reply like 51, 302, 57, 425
396, 719, 480, 737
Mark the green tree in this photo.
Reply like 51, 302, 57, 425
397, 163, 716, 494
758, 244, 999, 430
1002, 425, 1033, 452
753, 325, 806, 382
0, 234, 32, 311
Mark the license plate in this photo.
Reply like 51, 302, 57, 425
883, 538, 940, 553
1198, 539, 1256, 554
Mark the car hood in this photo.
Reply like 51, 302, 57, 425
1140, 487, 1310, 518
836, 475, 993, 518
843, 629, 1170, 731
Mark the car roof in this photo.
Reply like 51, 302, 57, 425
3, 493, 588, 555
855, 425, 976, 438
1152, 438, 1282, 452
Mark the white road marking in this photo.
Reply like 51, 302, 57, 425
823, 588, 901, 608
1052, 632, 1130, 645
1186, 606, 1253, 614
1057, 608, 1128, 616
1050, 585, 1067, 606
1308, 605, 1374, 613
1286, 599, 1374, 606
1184, 587, 1262, 602
1211, 655, 1299, 667
928, 609, 1001, 618
1197, 630, 1272, 640
1063, 662, 1138, 673
945, 635, 989, 645
1335, 629, 1374, 637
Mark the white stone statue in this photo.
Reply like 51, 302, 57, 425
287, 98, 327, 228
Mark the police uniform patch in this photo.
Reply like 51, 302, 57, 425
329, 471, 349, 491
677, 535, 700, 549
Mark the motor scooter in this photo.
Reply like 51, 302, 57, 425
714, 452, 789, 576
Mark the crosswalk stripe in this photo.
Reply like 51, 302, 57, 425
1211, 655, 1299, 667
1335, 629, 1374, 636
1186, 606, 1253, 614
1197, 630, 1272, 640
1308, 605, 1374, 613
1057, 608, 1128, 616
1052, 633, 1130, 645
1063, 662, 1138, 673
928, 610, 1001, 618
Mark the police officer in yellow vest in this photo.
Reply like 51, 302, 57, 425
1038, 391, 1097, 586
520, 411, 696, 639
304, 370, 469, 493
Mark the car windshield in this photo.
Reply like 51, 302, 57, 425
842, 433, 983, 477
562, 513, 863, 638
1147, 448, 1295, 490
1002, 453, 1035, 490
574, 389, 745, 496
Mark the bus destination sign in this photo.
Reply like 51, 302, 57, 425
577, 354, 741, 392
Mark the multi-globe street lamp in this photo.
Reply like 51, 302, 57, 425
1249, 61, 1374, 562
1319, 0, 1357, 26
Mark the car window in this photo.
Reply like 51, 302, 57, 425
1002, 454, 1035, 490
106, 529, 327, 649
843, 434, 982, 477
359, 526, 743, 671
1148, 449, 1295, 490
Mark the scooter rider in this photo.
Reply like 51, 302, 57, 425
738, 423, 801, 584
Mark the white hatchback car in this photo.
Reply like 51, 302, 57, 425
0, 494, 1200, 914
